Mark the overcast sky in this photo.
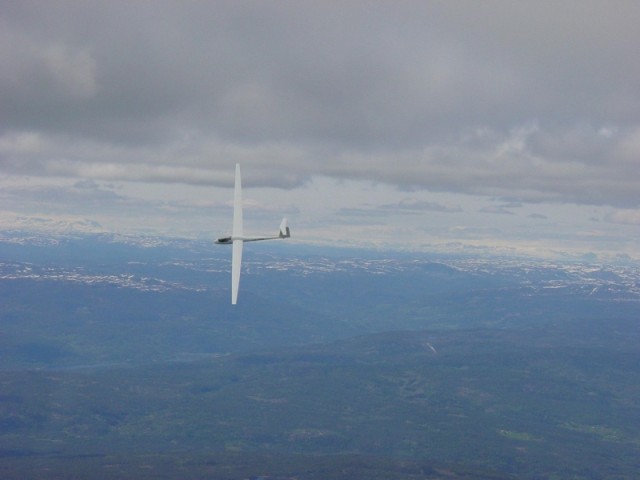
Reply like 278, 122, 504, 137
1, 1, 639, 260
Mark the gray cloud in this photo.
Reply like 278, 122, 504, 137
2, 1, 640, 209
380, 199, 462, 213
478, 206, 515, 215
605, 210, 640, 226
1, 180, 130, 214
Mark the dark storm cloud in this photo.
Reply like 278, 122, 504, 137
2, 1, 640, 206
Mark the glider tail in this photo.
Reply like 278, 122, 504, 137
279, 218, 290, 238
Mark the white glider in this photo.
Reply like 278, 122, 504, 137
215, 164, 290, 304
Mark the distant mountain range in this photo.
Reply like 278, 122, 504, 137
2, 228, 639, 300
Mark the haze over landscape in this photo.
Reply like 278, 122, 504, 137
1, 233, 640, 479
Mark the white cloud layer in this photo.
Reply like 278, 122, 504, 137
1, 1, 640, 258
